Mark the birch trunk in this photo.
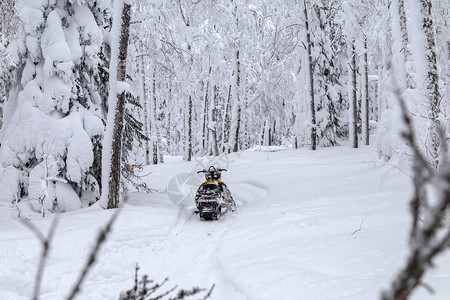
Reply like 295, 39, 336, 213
105, 2, 131, 209
151, 69, 163, 164
398, 0, 416, 89
261, 120, 266, 146
222, 85, 232, 152
187, 95, 193, 161
350, 40, 358, 148
420, 0, 441, 169
303, 0, 317, 150
363, 36, 369, 145
202, 67, 211, 152
138, 55, 150, 165
232, 49, 241, 153
166, 111, 171, 154
212, 84, 219, 156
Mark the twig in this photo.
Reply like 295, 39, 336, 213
150, 285, 177, 300
147, 277, 169, 297
381, 161, 412, 178
351, 215, 368, 235
21, 215, 60, 300
66, 195, 128, 300
419, 281, 435, 295
134, 171, 152, 178
201, 284, 215, 300
135, 265, 142, 295
120, 263, 214, 299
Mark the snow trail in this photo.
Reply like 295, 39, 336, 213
3, 146, 450, 299
137, 181, 269, 299
72, 181, 268, 300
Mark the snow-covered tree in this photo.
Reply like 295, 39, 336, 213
310, 0, 347, 147
0, 0, 110, 213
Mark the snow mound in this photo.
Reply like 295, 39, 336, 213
248, 145, 289, 152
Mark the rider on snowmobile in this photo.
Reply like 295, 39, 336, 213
196, 166, 234, 207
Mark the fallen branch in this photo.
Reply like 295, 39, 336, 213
351, 215, 368, 235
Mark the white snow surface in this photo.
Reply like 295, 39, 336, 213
1, 144, 450, 299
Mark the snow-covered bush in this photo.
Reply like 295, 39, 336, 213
0, 0, 111, 214
376, 104, 416, 174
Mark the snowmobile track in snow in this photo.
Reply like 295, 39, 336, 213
140, 180, 269, 300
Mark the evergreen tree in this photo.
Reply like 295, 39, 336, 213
311, 0, 346, 147
0, 0, 110, 212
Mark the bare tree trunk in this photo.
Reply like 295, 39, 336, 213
261, 120, 266, 146
151, 71, 157, 165
232, 49, 241, 153
202, 83, 208, 151
152, 141, 158, 164
351, 40, 358, 149
233, 105, 241, 152
166, 111, 171, 154
303, 0, 317, 150
0, 95, 3, 131
107, 3, 131, 209
212, 85, 219, 156
166, 87, 173, 154
138, 54, 150, 165
222, 85, 232, 152
187, 95, 193, 161
268, 127, 272, 146
202, 67, 211, 152
151, 69, 163, 164
182, 112, 186, 158
398, 0, 416, 89
363, 36, 369, 145
176, 0, 194, 161
420, 0, 441, 169
376, 63, 382, 122
272, 120, 276, 146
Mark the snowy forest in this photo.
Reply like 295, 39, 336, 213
0, 0, 450, 299
0, 0, 449, 210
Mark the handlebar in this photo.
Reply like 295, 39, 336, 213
197, 167, 227, 173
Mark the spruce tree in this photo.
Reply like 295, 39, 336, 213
0, 0, 110, 213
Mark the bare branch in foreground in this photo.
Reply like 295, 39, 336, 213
381, 75, 450, 300
201, 284, 215, 300
119, 264, 215, 300
21, 215, 60, 300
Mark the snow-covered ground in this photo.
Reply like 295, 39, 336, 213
1, 144, 450, 300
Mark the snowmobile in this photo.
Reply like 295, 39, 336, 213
195, 166, 235, 220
